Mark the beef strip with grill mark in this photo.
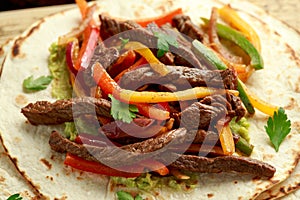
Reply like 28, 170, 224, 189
180, 94, 245, 130
21, 97, 112, 125
49, 128, 187, 167
99, 14, 205, 69
160, 153, 275, 178
119, 66, 238, 90
172, 14, 204, 42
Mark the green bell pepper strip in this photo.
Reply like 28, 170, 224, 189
201, 18, 263, 70
192, 40, 255, 114
235, 136, 254, 156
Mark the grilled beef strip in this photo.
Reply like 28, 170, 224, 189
180, 94, 245, 130
172, 14, 204, 42
119, 66, 238, 90
21, 97, 112, 125
160, 153, 276, 178
49, 128, 187, 166
99, 14, 205, 69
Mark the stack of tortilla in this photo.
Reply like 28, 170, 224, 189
0, 0, 300, 199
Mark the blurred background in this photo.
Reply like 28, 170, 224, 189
0, 0, 91, 11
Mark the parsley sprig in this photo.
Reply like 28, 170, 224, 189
265, 107, 291, 152
23, 75, 53, 92
108, 94, 138, 123
153, 32, 178, 58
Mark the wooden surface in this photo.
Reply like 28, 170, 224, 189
0, 0, 299, 46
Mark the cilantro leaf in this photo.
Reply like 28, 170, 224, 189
265, 107, 291, 152
153, 31, 178, 58
23, 75, 53, 92
119, 37, 129, 50
7, 193, 22, 200
109, 94, 138, 123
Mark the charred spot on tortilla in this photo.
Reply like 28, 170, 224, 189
284, 43, 300, 66
0, 175, 5, 182
40, 158, 52, 170
11, 19, 44, 58
15, 94, 28, 107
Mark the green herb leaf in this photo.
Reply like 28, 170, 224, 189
109, 94, 138, 123
7, 193, 22, 200
119, 37, 130, 50
265, 107, 291, 152
134, 194, 143, 200
23, 75, 53, 92
116, 191, 134, 200
153, 32, 178, 58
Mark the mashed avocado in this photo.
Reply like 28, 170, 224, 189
48, 42, 73, 100
48, 42, 75, 139
112, 172, 198, 192
230, 117, 250, 141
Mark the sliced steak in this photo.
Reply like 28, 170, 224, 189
180, 99, 227, 130
162, 153, 276, 178
180, 94, 246, 130
99, 14, 205, 69
89, 44, 119, 70
172, 14, 204, 42
119, 66, 238, 90
21, 97, 112, 125
49, 128, 187, 166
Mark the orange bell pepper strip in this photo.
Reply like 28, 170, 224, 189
140, 159, 169, 176
64, 153, 143, 178
218, 5, 261, 52
135, 8, 183, 27
219, 124, 235, 155
75, 0, 88, 18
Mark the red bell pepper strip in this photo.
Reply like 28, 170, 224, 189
135, 103, 170, 121
135, 8, 183, 27
114, 57, 147, 82
74, 133, 122, 147
74, 26, 99, 71
64, 153, 143, 178
107, 50, 137, 78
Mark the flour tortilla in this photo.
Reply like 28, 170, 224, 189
257, 162, 300, 200
0, 0, 300, 199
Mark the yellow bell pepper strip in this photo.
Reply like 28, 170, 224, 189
135, 8, 183, 27
201, 18, 263, 70
238, 81, 279, 116
124, 41, 170, 76
93, 62, 235, 104
218, 5, 261, 52
191, 39, 255, 114
218, 123, 235, 155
